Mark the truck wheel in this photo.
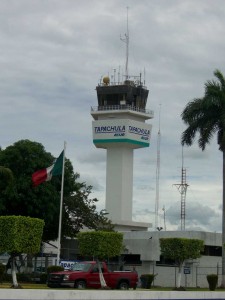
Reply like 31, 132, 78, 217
75, 280, 86, 289
118, 281, 129, 290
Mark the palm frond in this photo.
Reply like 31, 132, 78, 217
217, 128, 224, 151
205, 82, 222, 100
181, 98, 204, 124
181, 123, 198, 146
198, 121, 217, 150
214, 69, 225, 90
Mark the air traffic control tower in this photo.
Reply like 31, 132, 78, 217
91, 75, 154, 231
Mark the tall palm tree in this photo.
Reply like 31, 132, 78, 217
181, 69, 225, 287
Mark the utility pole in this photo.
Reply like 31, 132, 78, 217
155, 104, 161, 229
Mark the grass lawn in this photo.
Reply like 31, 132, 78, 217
0, 282, 48, 289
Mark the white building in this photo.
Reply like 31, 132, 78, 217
122, 230, 222, 288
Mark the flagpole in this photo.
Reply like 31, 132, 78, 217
56, 141, 66, 265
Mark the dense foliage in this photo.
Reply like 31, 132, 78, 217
0, 140, 112, 242
160, 238, 204, 264
77, 231, 123, 259
0, 216, 44, 254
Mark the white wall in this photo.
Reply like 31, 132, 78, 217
123, 231, 222, 288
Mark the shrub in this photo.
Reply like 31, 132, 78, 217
2, 273, 11, 282
140, 274, 156, 289
206, 274, 218, 291
17, 273, 32, 282
2, 273, 32, 283
39, 273, 48, 284
47, 265, 64, 274
0, 263, 5, 283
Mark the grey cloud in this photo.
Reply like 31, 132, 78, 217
166, 201, 220, 231
78, 151, 106, 165
77, 174, 104, 192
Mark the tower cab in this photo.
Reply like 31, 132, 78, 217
96, 75, 149, 111
91, 75, 153, 122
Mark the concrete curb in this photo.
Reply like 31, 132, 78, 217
0, 289, 225, 300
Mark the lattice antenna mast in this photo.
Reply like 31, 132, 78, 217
120, 7, 129, 80
155, 104, 161, 230
174, 147, 189, 231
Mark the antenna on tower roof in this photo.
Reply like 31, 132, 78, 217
120, 6, 129, 80
144, 67, 146, 86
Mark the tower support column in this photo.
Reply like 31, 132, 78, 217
106, 147, 133, 222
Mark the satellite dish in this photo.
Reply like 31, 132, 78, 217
103, 76, 110, 85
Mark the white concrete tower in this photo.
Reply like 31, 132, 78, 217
91, 75, 154, 230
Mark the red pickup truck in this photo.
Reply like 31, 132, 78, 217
47, 261, 138, 290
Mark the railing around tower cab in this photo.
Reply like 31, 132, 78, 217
91, 105, 154, 116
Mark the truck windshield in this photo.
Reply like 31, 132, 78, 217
70, 262, 92, 272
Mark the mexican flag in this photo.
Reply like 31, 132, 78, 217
32, 150, 64, 187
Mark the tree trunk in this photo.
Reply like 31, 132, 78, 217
221, 150, 225, 287
11, 256, 18, 288
97, 260, 107, 288
176, 263, 183, 288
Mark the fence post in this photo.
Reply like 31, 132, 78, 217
175, 266, 177, 288
152, 262, 155, 287
196, 265, 198, 287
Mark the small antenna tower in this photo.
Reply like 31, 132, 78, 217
162, 205, 166, 231
120, 7, 129, 80
155, 104, 161, 229
174, 147, 189, 230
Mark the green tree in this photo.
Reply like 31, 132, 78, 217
0, 215, 44, 288
77, 231, 123, 288
0, 140, 112, 242
0, 165, 13, 212
160, 238, 204, 288
181, 69, 225, 286
0, 166, 13, 182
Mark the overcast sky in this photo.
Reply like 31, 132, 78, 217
1, 0, 224, 233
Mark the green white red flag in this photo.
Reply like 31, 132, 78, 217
32, 150, 64, 187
